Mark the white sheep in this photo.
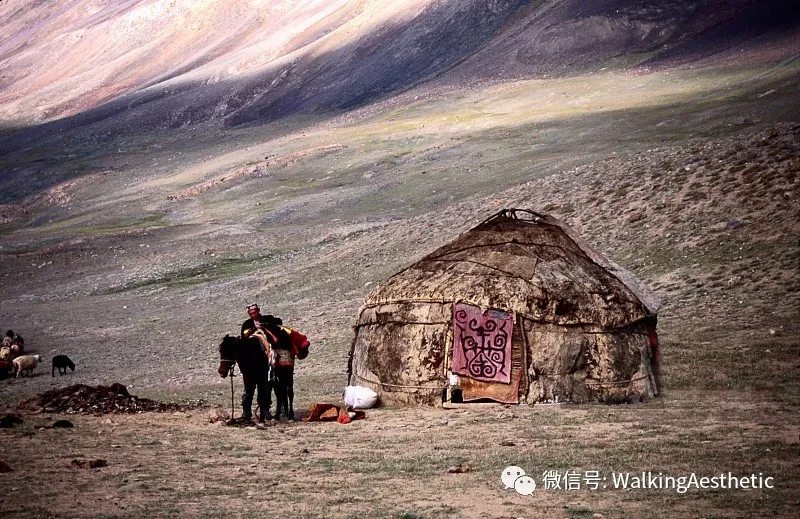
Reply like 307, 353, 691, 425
12, 354, 42, 378
0, 347, 10, 361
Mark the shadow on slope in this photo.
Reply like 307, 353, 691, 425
436, 0, 800, 83
4, 0, 797, 166
181, 68, 800, 228
1, 54, 799, 230
643, 0, 800, 67
0, 0, 529, 156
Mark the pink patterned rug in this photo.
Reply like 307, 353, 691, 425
452, 303, 513, 384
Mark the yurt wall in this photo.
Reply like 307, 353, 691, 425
351, 306, 658, 405
350, 301, 452, 406
522, 318, 657, 404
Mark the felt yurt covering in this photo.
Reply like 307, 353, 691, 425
347, 209, 661, 406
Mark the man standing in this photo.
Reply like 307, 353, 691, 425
238, 303, 273, 423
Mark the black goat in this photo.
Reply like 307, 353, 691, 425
52, 355, 76, 377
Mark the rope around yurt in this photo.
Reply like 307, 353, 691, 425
583, 374, 649, 387
355, 372, 647, 392
353, 373, 448, 392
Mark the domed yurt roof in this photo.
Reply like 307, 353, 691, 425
363, 209, 660, 329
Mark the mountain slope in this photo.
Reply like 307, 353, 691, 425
1, 0, 796, 135
0, 0, 531, 128
438, 0, 800, 82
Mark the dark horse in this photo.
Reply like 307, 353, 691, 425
218, 334, 274, 423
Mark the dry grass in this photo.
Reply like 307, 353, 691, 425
1, 389, 798, 518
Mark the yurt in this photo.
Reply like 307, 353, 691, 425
347, 209, 661, 406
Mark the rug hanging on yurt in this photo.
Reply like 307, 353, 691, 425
451, 303, 513, 384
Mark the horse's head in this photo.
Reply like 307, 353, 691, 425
218, 334, 238, 378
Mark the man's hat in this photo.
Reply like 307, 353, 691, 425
246, 303, 260, 312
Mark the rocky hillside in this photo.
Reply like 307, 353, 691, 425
0, 124, 796, 400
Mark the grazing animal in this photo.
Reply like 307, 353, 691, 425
52, 355, 76, 377
0, 347, 10, 361
218, 334, 272, 423
12, 354, 42, 377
